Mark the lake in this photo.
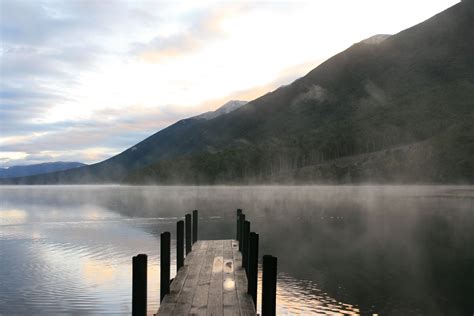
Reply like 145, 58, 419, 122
0, 185, 473, 315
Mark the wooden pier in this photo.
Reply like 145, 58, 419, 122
157, 239, 255, 315
132, 210, 278, 316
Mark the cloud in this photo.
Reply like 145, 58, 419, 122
0, 1, 108, 143
133, 3, 251, 63
0, 0, 169, 166
131, 1, 302, 64
0, 0, 162, 46
0, 103, 199, 166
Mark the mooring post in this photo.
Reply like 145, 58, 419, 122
177, 220, 184, 271
242, 220, 250, 273
248, 232, 259, 308
236, 209, 242, 242
160, 232, 170, 302
185, 214, 192, 255
262, 255, 277, 316
192, 210, 198, 244
132, 254, 147, 316
239, 214, 246, 251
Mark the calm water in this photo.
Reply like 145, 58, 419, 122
0, 185, 473, 315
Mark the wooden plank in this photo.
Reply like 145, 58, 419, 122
233, 241, 256, 314
172, 241, 209, 315
156, 249, 194, 315
190, 240, 217, 315
158, 241, 207, 315
155, 299, 175, 316
223, 240, 240, 316
207, 240, 224, 316
189, 284, 210, 316
198, 240, 216, 286
164, 240, 200, 302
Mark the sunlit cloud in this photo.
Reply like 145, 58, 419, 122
134, 2, 254, 63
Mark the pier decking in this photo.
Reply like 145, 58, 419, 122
157, 239, 256, 315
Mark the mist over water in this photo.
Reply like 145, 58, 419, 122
1, 185, 473, 315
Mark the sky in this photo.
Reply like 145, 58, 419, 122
0, 0, 459, 167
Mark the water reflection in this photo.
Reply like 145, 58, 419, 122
81, 259, 117, 285
272, 273, 360, 315
223, 277, 235, 291
0, 208, 28, 225
0, 185, 473, 315
212, 256, 224, 273
224, 260, 234, 273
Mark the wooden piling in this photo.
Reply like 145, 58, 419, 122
242, 220, 250, 273
160, 232, 170, 302
239, 214, 245, 251
262, 255, 277, 316
248, 232, 259, 308
236, 209, 242, 242
177, 220, 184, 271
192, 210, 198, 244
185, 214, 192, 255
132, 254, 147, 316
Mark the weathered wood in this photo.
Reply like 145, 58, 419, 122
177, 220, 184, 271
193, 210, 198, 244
157, 243, 201, 315
190, 241, 215, 315
242, 221, 250, 273
207, 240, 224, 316
197, 241, 215, 286
132, 254, 147, 316
248, 232, 259, 308
161, 232, 170, 302
233, 242, 256, 314
171, 241, 208, 315
158, 240, 255, 315
239, 214, 245, 251
236, 209, 242, 243
169, 265, 189, 296
185, 214, 192, 255
262, 255, 277, 316
223, 240, 239, 316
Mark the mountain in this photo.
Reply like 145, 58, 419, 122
360, 34, 391, 45
0, 100, 249, 184
3, 1, 473, 184
193, 100, 247, 120
0, 162, 86, 179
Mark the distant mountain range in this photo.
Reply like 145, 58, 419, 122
2, 1, 473, 184
0, 162, 85, 179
